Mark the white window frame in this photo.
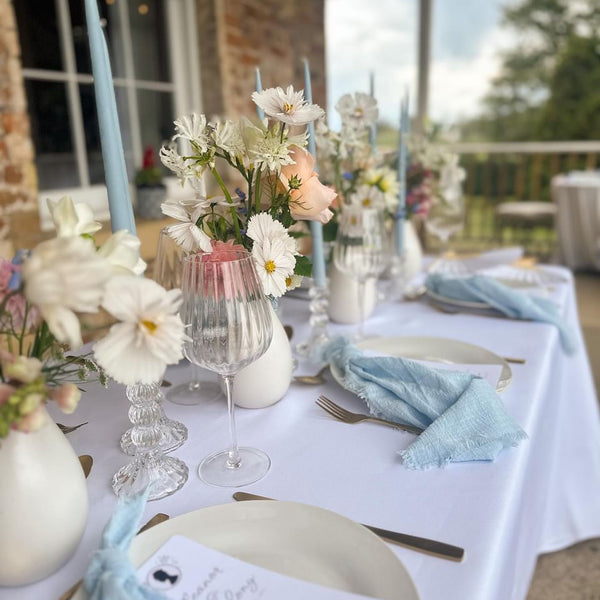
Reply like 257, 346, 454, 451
20, 0, 201, 200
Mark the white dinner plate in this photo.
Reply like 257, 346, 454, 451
331, 336, 512, 392
76, 500, 419, 600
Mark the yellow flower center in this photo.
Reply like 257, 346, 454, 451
350, 215, 358, 225
285, 276, 292, 287
141, 319, 158, 334
282, 102, 294, 114
265, 260, 276, 273
362, 198, 371, 207
353, 107, 364, 117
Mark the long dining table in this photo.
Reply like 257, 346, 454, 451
3, 264, 600, 600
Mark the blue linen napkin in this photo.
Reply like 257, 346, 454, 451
323, 338, 527, 469
426, 273, 577, 354
84, 489, 166, 600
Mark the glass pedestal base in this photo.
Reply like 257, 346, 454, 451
198, 447, 270, 488
112, 452, 189, 501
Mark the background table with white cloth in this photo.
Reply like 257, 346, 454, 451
3, 266, 600, 600
552, 171, 600, 270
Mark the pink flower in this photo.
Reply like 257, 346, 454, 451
280, 146, 336, 224
14, 406, 46, 433
3, 293, 39, 332
49, 383, 81, 414
2, 355, 43, 384
203, 240, 248, 263
0, 383, 16, 406
0, 259, 13, 292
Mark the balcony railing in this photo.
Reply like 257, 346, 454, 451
440, 140, 600, 257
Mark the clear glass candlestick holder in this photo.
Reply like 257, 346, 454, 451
112, 382, 189, 501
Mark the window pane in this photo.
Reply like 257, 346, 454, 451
79, 84, 134, 184
25, 80, 79, 189
14, 0, 62, 70
129, 0, 171, 82
137, 89, 173, 165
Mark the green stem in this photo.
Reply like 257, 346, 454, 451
254, 166, 262, 213
210, 167, 243, 244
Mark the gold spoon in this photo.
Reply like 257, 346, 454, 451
293, 364, 329, 385
78, 455, 93, 479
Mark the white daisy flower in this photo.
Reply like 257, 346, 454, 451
335, 92, 379, 130
251, 237, 296, 297
94, 276, 186, 385
22, 236, 112, 349
97, 230, 147, 276
173, 113, 210, 153
360, 167, 400, 210
47, 196, 102, 238
348, 185, 385, 210
251, 85, 324, 126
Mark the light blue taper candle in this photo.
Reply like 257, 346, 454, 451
303, 59, 326, 289
84, 0, 135, 235
255, 67, 265, 121
395, 92, 409, 254
369, 71, 376, 150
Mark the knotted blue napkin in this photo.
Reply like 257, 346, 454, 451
323, 338, 527, 469
84, 489, 166, 600
426, 273, 577, 354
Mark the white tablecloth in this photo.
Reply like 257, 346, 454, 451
3, 266, 600, 600
552, 172, 600, 270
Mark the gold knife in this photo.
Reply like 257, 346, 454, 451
233, 492, 464, 562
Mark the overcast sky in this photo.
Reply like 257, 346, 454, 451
325, 0, 519, 129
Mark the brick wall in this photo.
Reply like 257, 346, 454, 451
0, 0, 37, 237
196, 0, 327, 118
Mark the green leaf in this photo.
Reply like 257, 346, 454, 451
294, 255, 312, 277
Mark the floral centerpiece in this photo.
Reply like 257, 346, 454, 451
0, 195, 186, 438
158, 85, 336, 298
315, 92, 401, 240
405, 132, 466, 219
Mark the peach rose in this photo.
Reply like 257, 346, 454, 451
280, 146, 336, 224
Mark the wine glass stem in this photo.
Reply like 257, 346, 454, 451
222, 374, 241, 469
357, 278, 366, 339
188, 363, 202, 392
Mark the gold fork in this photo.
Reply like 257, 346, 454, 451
316, 395, 424, 435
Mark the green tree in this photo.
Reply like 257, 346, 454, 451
460, 0, 600, 141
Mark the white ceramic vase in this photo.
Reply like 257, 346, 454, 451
0, 408, 88, 586
328, 261, 378, 324
233, 304, 294, 409
402, 219, 424, 282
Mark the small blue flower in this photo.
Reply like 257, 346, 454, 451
235, 188, 247, 201
8, 249, 28, 291
342, 171, 354, 181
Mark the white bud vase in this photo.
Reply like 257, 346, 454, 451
328, 261, 378, 324
402, 219, 423, 282
233, 303, 293, 409
0, 407, 88, 586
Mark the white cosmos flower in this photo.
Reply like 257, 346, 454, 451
97, 230, 147, 276
251, 85, 324, 126
252, 236, 296, 298
173, 113, 210, 153
246, 213, 296, 254
94, 276, 186, 385
160, 146, 188, 181
22, 236, 111, 349
161, 198, 213, 253
360, 167, 400, 210
47, 196, 102, 238
285, 274, 303, 291
336, 92, 379, 130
